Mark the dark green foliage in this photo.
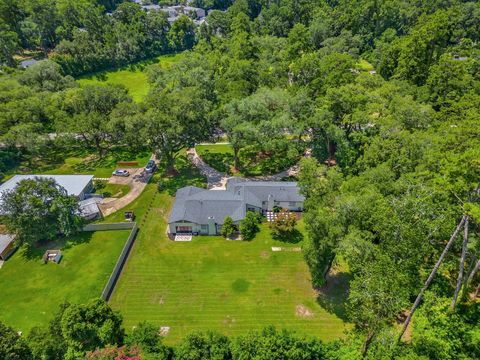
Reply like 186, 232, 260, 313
175, 331, 231, 360
0, 321, 32, 360
221, 216, 236, 238
126, 322, 171, 358
231, 326, 325, 360
60, 299, 124, 357
411, 292, 480, 360
239, 211, 260, 240
0, 177, 83, 246
27, 326, 65, 360
19, 60, 75, 91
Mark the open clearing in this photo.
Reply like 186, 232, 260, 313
195, 143, 300, 177
108, 159, 347, 344
77, 53, 185, 102
0, 230, 130, 332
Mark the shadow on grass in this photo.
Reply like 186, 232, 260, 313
21, 231, 95, 260
271, 229, 304, 244
159, 155, 207, 196
197, 144, 302, 177
200, 151, 233, 174
316, 271, 352, 322
232, 278, 250, 293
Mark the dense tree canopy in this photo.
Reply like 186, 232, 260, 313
0, 177, 82, 245
0, 0, 479, 358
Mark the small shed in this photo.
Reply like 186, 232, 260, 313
78, 197, 102, 220
0, 234, 16, 261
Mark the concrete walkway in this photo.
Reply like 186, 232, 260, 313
187, 148, 228, 189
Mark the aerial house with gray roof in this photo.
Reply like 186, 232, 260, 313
168, 179, 305, 236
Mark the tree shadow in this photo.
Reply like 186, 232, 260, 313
20, 231, 95, 260
232, 278, 250, 293
159, 155, 207, 196
199, 150, 233, 174
316, 270, 352, 322
271, 229, 304, 244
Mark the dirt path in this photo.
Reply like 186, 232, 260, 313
99, 168, 153, 217
187, 146, 311, 188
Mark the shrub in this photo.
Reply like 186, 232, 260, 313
239, 211, 261, 240
270, 209, 297, 239
221, 216, 236, 238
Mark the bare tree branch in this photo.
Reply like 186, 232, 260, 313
398, 215, 467, 342
451, 217, 469, 310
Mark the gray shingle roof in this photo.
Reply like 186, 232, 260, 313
168, 181, 304, 225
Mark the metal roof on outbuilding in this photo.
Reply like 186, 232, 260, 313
0, 234, 15, 254
0, 175, 94, 199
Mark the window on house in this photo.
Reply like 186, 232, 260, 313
289, 202, 296, 207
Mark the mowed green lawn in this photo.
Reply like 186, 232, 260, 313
77, 53, 185, 102
109, 169, 347, 343
0, 230, 130, 332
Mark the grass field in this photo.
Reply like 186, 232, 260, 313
77, 53, 185, 102
94, 181, 131, 198
0, 230, 130, 332
195, 143, 300, 177
108, 157, 347, 344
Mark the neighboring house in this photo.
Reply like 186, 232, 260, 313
0, 234, 16, 261
0, 175, 94, 203
19, 59, 38, 69
168, 179, 305, 236
138, 2, 207, 24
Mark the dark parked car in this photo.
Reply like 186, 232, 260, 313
112, 169, 130, 177
145, 160, 156, 173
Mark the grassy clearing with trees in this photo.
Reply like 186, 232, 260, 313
77, 53, 185, 103
195, 143, 300, 176
0, 230, 130, 332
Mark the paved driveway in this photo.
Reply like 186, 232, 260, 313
187, 148, 227, 189
99, 168, 153, 217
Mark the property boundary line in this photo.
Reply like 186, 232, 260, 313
83, 222, 138, 301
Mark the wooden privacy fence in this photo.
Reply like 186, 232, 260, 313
82, 222, 138, 301
83, 222, 136, 231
